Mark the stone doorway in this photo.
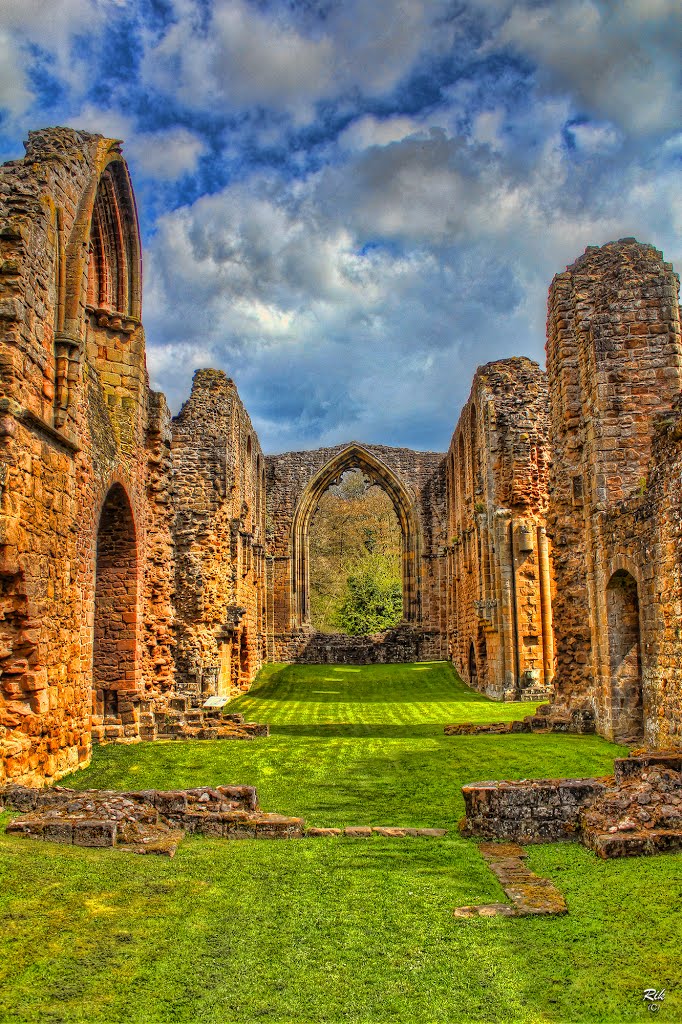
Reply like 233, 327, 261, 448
93, 484, 138, 719
606, 569, 643, 743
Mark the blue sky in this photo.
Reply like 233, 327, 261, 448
1, 0, 681, 453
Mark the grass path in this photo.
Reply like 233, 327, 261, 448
1, 662, 680, 1023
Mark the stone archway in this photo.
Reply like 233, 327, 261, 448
93, 484, 139, 718
606, 569, 643, 742
290, 444, 422, 629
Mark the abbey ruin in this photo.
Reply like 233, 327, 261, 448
1, 128, 681, 788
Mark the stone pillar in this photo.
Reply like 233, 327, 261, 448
538, 526, 554, 689
496, 510, 517, 695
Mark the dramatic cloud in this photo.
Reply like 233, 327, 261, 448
0, 0, 680, 450
490, 0, 682, 137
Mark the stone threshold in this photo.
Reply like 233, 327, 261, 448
454, 842, 567, 919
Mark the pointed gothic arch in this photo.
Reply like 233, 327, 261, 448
290, 444, 422, 627
54, 146, 142, 426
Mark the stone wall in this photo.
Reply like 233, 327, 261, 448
444, 358, 553, 700
0, 128, 174, 785
546, 240, 682, 744
171, 369, 267, 697
275, 623, 443, 664
461, 777, 607, 842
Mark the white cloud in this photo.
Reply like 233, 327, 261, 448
128, 127, 207, 180
71, 108, 207, 179
0, 30, 32, 116
491, 0, 682, 137
140, 106, 682, 451
567, 121, 621, 153
143, 0, 456, 121
0, 0, 108, 116
338, 116, 425, 152
470, 109, 505, 148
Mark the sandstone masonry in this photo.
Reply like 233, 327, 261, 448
1, 129, 681, 788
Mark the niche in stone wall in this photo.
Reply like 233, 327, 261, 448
86, 163, 141, 324
606, 569, 643, 743
468, 641, 478, 688
93, 484, 138, 718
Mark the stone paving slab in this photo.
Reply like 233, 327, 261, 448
453, 842, 567, 919
304, 826, 448, 839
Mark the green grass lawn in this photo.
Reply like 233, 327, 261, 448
1, 662, 679, 1024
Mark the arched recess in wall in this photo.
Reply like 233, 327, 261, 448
290, 444, 422, 627
606, 569, 644, 743
93, 484, 139, 719
470, 404, 481, 495
55, 149, 142, 427
86, 160, 141, 321
468, 641, 478, 688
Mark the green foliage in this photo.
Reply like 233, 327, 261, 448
309, 469, 403, 633
332, 554, 403, 635
1, 663, 679, 1024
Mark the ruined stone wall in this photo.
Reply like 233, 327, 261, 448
265, 442, 447, 662
546, 240, 682, 744
0, 128, 174, 786
444, 358, 552, 700
171, 369, 267, 697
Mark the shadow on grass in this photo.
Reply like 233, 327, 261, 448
269, 723, 450, 738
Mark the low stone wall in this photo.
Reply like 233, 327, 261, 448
91, 696, 269, 745
274, 624, 443, 664
445, 704, 595, 737
2, 783, 450, 856
461, 778, 607, 842
460, 754, 682, 857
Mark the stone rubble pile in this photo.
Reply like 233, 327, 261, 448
444, 703, 595, 736
580, 754, 682, 857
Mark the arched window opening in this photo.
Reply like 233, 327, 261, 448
606, 569, 643, 742
93, 484, 138, 719
449, 451, 456, 531
291, 444, 421, 629
458, 433, 466, 501
239, 630, 249, 689
308, 468, 403, 635
86, 162, 141, 321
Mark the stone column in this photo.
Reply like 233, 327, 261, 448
495, 510, 517, 695
538, 526, 554, 688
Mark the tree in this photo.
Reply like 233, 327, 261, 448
332, 555, 403, 635
308, 468, 403, 634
